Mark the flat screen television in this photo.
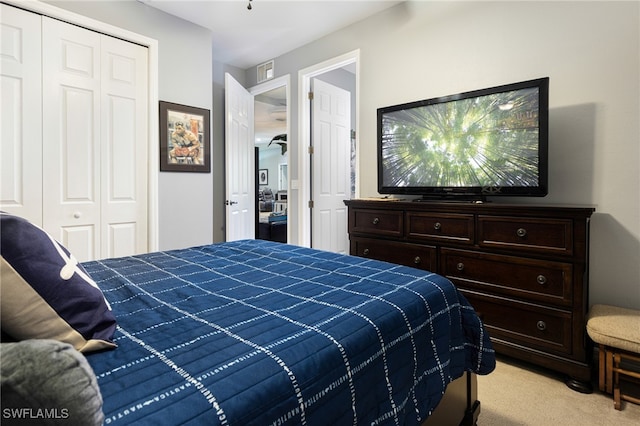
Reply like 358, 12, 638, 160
378, 77, 549, 201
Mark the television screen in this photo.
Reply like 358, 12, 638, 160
378, 77, 549, 199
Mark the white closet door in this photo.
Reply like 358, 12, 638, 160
0, 4, 43, 224
42, 17, 102, 261
42, 17, 148, 261
100, 36, 148, 258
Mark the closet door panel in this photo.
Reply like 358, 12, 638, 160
0, 5, 42, 224
101, 35, 148, 258
42, 17, 101, 262
62, 87, 97, 200
63, 225, 96, 262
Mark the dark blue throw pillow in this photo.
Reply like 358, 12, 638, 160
0, 212, 116, 352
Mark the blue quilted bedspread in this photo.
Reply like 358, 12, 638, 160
83, 240, 495, 425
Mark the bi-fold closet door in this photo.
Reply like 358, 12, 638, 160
1, 4, 148, 261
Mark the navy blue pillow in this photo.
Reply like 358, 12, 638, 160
0, 212, 116, 352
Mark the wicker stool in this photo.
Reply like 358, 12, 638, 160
586, 304, 640, 410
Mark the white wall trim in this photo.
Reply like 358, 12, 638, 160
297, 49, 360, 248
6, 0, 160, 252
250, 74, 290, 96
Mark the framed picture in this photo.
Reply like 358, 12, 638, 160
160, 101, 211, 172
259, 169, 269, 185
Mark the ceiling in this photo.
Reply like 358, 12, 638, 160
254, 86, 287, 146
139, 0, 403, 69
140, 0, 402, 148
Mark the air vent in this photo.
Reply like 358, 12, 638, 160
257, 60, 274, 83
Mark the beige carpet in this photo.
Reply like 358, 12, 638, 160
477, 355, 640, 425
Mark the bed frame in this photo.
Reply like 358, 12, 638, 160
424, 372, 480, 426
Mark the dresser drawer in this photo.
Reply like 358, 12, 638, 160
461, 291, 572, 355
478, 215, 573, 256
351, 237, 436, 272
406, 212, 474, 244
441, 248, 573, 307
349, 208, 403, 237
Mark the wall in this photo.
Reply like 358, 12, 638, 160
259, 147, 287, 192
249, 1, 640, 309
35, 1, 639, 309
43, 0, 216, 250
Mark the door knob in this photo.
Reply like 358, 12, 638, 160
225, 200, 238, 205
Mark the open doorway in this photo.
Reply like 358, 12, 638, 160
298, 50, 359, 250
252, 77, 290, 243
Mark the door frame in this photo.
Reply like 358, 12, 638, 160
297, 49, 359, 248
11, 0, 160, 251
250, 75, 291, 242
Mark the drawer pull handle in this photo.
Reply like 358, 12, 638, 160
536, 321, 547, 331
363, 248, 370, 256
434, 222, 442, 231
516, 228, 527, 238
414, 256, 421, 264
372, 217, 380, 225
456, 262, 465, 271
537, 275, 547, 285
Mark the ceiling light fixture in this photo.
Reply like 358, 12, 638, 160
268, 134, 287, 155
247, 0, 253, 10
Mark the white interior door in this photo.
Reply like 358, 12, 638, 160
0, 4, 43, 225
225, 73, 255, 241
311, 79, 350, 254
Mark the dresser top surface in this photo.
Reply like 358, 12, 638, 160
344, 199, 595, 217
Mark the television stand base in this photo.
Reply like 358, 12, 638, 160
413, 195, 488, 203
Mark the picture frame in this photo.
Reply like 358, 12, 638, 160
259, 169, 269, 185
160, 101, 211, 172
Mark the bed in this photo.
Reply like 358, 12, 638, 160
82, 239, 494, 425
0, 213, 494, 425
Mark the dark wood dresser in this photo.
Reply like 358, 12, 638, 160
345, 199, 595, 392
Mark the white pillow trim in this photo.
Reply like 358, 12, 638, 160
24, 219, 113, 311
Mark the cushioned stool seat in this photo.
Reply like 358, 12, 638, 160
587, 304, 640, 410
